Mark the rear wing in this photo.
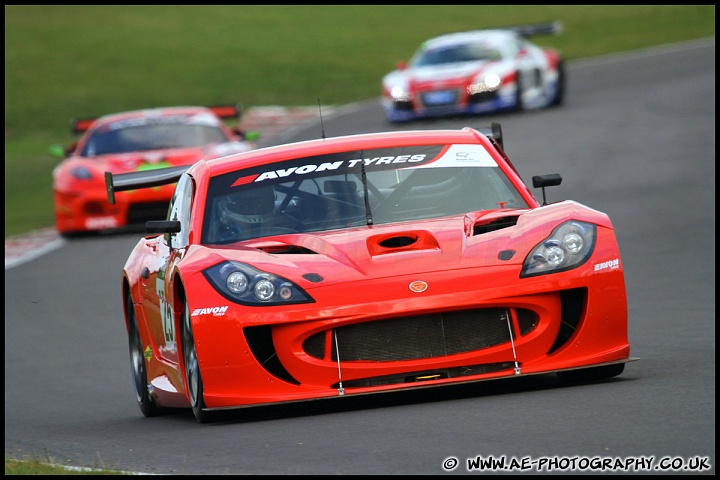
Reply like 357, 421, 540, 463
506, 21, 562, 38
71, 103, 243, 135
71, 117, 98, 134
105, 165, 190, 204
208, 103, 243, 120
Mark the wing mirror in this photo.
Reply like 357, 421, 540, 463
146, 220, 181, 234
532, 174, 562, 205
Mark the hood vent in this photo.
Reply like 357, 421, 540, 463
367, 230, 440, 256
256, 244, 317, 255
379, 235, 417, 248
473, 216, 518, 235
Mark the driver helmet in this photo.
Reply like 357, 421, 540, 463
219, 186, 276, 225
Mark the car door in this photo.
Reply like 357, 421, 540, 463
143, 173, 194, 366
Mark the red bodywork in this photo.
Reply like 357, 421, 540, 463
53, 105, 254, 235
117, 128, 632, 417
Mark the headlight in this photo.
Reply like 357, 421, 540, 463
390, 86, 412, 101
467, 73, 501, 94
226, 271, 249, 294
520, 221, 596, 278
203, 261, 314, 305
254, 277, 275, 301
70, 165, 94, 180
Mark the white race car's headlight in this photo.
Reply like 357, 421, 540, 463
521, 221, 596, 277
204, 261, 314, 305
467, 73, 501, 95
390, 86, 412, 101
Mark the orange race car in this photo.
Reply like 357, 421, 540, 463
106, 124, 635, 423
51, 104, 259, 237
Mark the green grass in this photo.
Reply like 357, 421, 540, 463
4, 5, 714, 238
4, 457, 128, 475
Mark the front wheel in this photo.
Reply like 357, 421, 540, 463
181, 301, 213, 423
127, 295, 164, 417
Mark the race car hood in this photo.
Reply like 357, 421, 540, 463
384, 60, 510, 85
193, 201, 608, 289
405, 62, 492, 81
71, 141, 253, 175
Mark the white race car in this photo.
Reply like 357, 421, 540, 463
381, 22, 565, 122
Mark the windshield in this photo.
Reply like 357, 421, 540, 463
81, 122, 229, 156
202, 143, 528, 244
410, 44, 502, 67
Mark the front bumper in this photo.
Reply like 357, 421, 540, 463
54, 184, 175, 233
382, 87, 518, 122
188, 263, 629, 409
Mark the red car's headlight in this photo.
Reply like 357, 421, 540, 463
520, 221, 596, 278
70, 165, 94, 180
203, 261, 314, 306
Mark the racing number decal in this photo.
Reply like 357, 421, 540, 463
155, 267, 176, 351
160, 287, 174, 343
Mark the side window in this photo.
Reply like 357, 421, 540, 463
167, 173, 194, 249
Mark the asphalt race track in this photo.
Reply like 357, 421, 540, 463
5, 39, 715, 475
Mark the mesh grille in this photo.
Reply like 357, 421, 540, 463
469, 90, 500, 103
303, 308, 536, 362
419, 89, 461, 109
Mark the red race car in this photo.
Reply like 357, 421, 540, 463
51, 104, 259, 237
106, 124, 635, 423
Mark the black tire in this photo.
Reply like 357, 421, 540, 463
181, 301, 213, 423
556, 363, 625, 384
549, 60, 566, 107
127, 295, 164, 417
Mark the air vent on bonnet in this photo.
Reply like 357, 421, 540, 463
473, 216, 519, 235
379, 236, 416, 248
255, 244, 317, 255
367, 230, 440, 256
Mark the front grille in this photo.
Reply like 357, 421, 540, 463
469, 90, 499, 103
83, 201, 107, 215
126, 201, 170, 225
393, 100, 414, 111
304, 308, 538, 362
419, 89, 461, 109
